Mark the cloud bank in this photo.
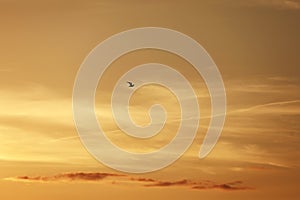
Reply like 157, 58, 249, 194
6, 172, 252, 191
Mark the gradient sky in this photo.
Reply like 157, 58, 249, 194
0, 0, 300, 199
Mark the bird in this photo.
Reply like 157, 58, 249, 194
127, 81, 135, 87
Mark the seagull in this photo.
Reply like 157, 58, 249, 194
127, 81, 135, 88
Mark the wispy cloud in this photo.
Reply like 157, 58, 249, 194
261, 0, 300, 10
238, 0, 300, 10
232, 99, 300, 114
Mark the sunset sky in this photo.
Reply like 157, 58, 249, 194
0, 0, 300, 199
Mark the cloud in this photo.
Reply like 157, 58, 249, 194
144, 179, 251, 191
144, 179, 190, 187
209, 99, 300, 120
192, 181, 251, 191
238, 0, 300, 10
283, 0, 300, 9
233, 100, 300, 113
14, 172, 124, 182
130, 177, 156, 182
199, 99, 300, 121
264, 0, 300, 10
5, 171, 252, 191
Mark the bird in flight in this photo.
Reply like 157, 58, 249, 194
127, 81, 135, 88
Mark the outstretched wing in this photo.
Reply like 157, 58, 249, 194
127, 81, 134, 87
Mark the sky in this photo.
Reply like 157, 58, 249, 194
0, 0, 300, 199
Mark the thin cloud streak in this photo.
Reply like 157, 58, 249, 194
6, 172, 124, 182
256, 0, 300, 10
234, 100, 300, 113
167, 99, 300, 121
232, 0, 300, 10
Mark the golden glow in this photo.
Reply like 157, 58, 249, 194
0, 0, 299, 199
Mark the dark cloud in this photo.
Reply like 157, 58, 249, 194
9, 172, 252, 191
193, 180, 252, 191
144, 179, 191, 187
130, 177, 156, 182
140, 178, 251, 191
16, 172, 124, 182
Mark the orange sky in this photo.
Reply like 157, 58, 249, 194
0, 0, 299, 199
